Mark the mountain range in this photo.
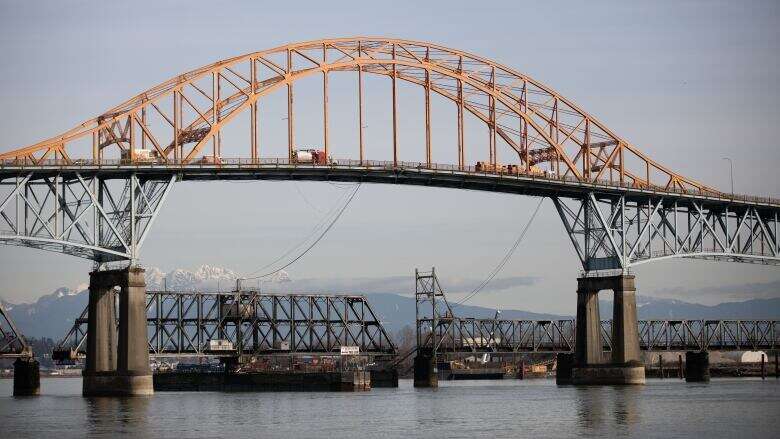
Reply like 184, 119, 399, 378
2, 265, 779, 339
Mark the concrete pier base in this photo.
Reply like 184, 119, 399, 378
572, 274, 646, 385
685, 351, 710, 382
13, 357, 40, 396
413, 349, 438, 388
572, 364, 646, 385
83, 373, 154, 396
82, 267, 153, 397
556, 353, 574, 385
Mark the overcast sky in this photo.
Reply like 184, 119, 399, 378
0, 0, 779, 312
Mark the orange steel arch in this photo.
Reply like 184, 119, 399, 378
0, 37, 716, 194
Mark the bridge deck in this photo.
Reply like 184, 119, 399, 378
2, 158, 778, 209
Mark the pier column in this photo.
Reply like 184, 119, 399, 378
413, 348, 438, 388
572, 274, 645, 385
83, 267, 153, 396
684, 351, 710, 383
575, 281, 603, 367
13, 357, 40, 396
610, 276, 642, 365
555, 353, 574, 385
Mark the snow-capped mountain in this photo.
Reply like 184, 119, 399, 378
144, 264, 246, 291
1, 265, 291, 338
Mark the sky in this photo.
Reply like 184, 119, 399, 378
0, 0, 779, 312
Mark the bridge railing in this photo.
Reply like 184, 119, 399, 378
4, 157, 776, 206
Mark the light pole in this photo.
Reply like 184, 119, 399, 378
722, 157, 734, 197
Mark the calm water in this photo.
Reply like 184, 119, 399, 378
1, 378, 778, 438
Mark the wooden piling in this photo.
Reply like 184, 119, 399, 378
659, 355, 664, 379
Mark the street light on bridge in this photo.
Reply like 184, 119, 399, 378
722, 157, 734, 197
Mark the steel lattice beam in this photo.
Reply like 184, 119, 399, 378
553, 193, 779, 270
0, 302, 31, 359
0, 172, 174, 263
54, 291, 397, 360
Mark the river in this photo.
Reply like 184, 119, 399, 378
1, 378, 778, 438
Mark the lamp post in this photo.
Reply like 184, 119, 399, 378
722, 157, 734, 197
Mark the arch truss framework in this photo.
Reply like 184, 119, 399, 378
0, 38, 777, 269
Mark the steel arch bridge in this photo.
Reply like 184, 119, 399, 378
0, 37, 778, 270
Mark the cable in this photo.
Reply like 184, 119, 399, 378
294, 181, 324, 214
243, 182, 362, 280
453, 196, 544, 307
242, 183, 358, 278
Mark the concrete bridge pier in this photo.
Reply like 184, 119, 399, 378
572, 274, 645, 385
82, 267, 153, 396
555, 353, 574, 384
684, 351, 710, 382
13, 357, 40, 396
413, 348, 438, 388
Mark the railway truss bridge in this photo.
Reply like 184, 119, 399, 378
0, 38, 778, 392
53, 290, 396, 362
414, 269, 778, 355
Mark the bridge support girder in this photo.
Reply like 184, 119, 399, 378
572, 274, 645, 385
83, 266, 153, 396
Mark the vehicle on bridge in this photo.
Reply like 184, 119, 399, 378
292, 148, 330, 165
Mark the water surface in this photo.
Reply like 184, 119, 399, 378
1, 378, 778, 438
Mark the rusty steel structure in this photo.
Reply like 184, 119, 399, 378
416, 270, 779, 354
0, 37, 777, 271
54, 290, 397, 360
0, 302, 31, 359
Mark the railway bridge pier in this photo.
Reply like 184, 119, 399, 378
82, 266, 153, 396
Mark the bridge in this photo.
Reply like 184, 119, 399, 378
53, 290, 396, 360
413, 270, 778, 354
0, 38, 778, 393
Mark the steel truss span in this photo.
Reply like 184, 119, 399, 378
415, 269, 778, 354
0, 37, 777, 268
424, 318, 778, 354
54, 291, 397, 360
0, 302, 31, 359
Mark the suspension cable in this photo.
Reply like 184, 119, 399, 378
453, 196, 544, 307
243, 183, 362, 280
243, 183, 357, 278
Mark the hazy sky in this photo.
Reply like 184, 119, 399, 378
0, 0, 779, 312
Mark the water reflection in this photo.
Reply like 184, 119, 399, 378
86, 396, 151, 437
612, 386, 641, 426
575, 385, 641, 433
